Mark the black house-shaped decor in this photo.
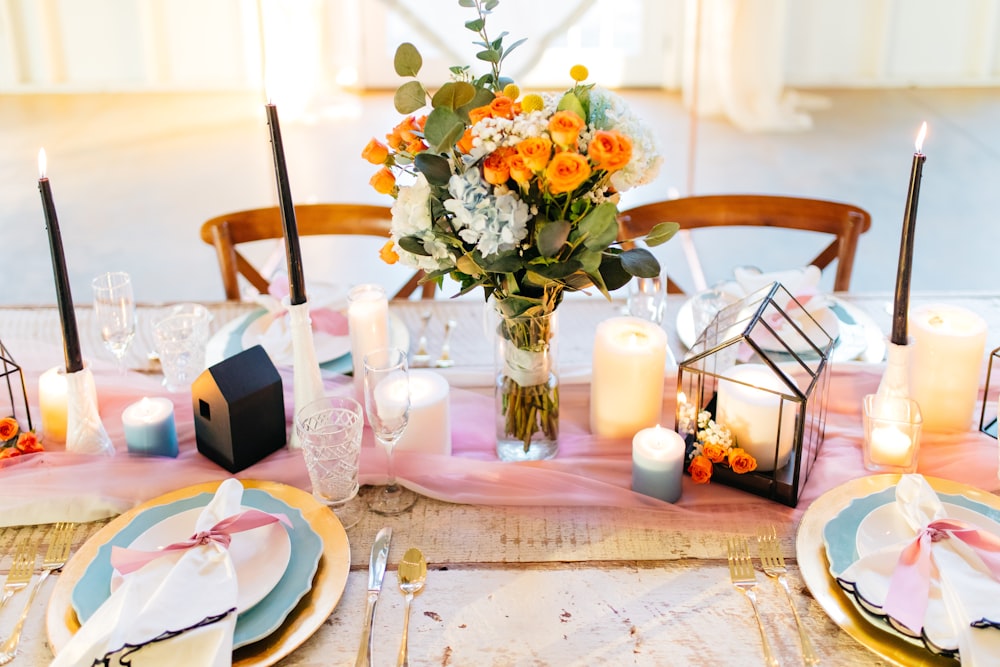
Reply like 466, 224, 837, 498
192, 344, 285, 472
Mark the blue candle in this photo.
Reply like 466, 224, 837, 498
122, 397, 178, 457
632, 425, 685, 503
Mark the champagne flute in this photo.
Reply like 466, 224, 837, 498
363, 347, 417, 515
91, 271, 136, 374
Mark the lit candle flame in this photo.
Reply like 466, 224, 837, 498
38, 148, 47, 178
915, 122, 927, 153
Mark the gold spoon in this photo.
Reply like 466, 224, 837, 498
396, 547, 427, 667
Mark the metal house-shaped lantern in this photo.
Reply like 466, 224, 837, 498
676, 283, 834, 507
979, 346, 1000, 439
1, 339, 32, 432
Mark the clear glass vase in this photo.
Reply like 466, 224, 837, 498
494, 308, 559, 461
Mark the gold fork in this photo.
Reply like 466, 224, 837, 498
0, 523, 74, 665
0, 540, 34, 612
758, 526, 819, 665
727, 537, 779, 667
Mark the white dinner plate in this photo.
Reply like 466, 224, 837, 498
676, 287, 886, 362
109, 505, 292, 614
822, 483, 1000, 658
241, 312, 351, 366
855, 501, 1000, 559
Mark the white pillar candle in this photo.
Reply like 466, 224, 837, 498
590, 317, 668, 437
715, 363, 796, 472
122, 397, 178, 457
909, 304, 988, 432
38, 366, 68, 443
631, 425, 685, 502
347, 284, 389, 399
395, 370, 451, 455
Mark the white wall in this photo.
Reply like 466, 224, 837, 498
2, 0, 1000, 93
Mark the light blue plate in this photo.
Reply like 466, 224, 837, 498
71, 489, 323, 649
823, 485, 1000, 656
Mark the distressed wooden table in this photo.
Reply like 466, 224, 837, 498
2, 292, 998, 666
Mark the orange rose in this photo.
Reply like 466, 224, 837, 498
405, 138, 428, 155
544, 152, 591, 194
397, 116, 422, 143
15, 431, 41, 453
361, 138, 389, 165
379, 240, 399, 265
506, 152, 533, 186
0, 417, 18, 442
457, 127, 476, 154
482, 150, 511, 186
588, 130, 633, 172
688, 455, 713, 484
468, 105, 493, 125
489, 95, 515, 120
728, 447, 758, 474
548, 110, 585, 149
369, 167, 396, 195
516, 137, 552, 171
701, 442, 727, 464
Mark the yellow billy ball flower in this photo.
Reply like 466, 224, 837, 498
521, 94, 544, 113
570, 64, 589, 82
502, 83, 521, 100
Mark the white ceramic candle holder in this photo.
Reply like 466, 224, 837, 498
287, 300, 325, 449
65, 367, 113, 456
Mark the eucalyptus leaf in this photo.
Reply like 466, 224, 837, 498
394, 81, 427, 114
556, 92, 586, 121
414, 153, 452, 186
480, 251, 523, 273
424, 107, 465, 152
537, 220, 570, 257
394, 43, 422, 77
464, 18, 485, 32
597, 254, 632, 291
458, 0, 475, 6
500, 38, 527, 64
476, 48, 501, 64
619, 247, 661, 278
531, 259, 582, 279
457, 87, 496, 120
642, 221, 680, 246
579, 203, 619, 250
484, 0, 500, 10
398, 236, 431, 257
431, 81, 476, 111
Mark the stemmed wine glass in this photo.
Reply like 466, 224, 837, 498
363, 346, 417, 515
91, 271, 136, 374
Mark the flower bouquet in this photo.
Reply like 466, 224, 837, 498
363, 0, 677, 459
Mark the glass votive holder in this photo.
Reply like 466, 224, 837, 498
862, 394, 922, 473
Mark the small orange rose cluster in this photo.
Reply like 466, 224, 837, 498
685, 410, 756, 485
0, 416, 42, 461
362, 115, 430, 196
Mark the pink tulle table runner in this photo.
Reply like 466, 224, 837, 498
2, 339, 998, 524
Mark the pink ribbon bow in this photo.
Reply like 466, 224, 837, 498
882, 518, 1000, 634
110, 509, 291, 575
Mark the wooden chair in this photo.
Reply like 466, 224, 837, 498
199, 203, 436, 300
618, 194, 872, 294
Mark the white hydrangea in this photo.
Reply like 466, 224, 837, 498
390, 174, 453, 272
443, 169, 530, 258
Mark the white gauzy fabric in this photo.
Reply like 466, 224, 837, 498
51, 479, 245, 667
287, 300, 325, 450
65, 367, 114, 456
837, 475, 1000, 664
733, 265, 840, 351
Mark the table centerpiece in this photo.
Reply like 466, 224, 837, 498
363, 0, 677, 460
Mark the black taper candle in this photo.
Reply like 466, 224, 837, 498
38, 150, 84, 373
265, 102, 307, 305
890, 122, 927, 346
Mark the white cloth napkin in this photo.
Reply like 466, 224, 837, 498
836, 474, 1000, 663
733, 265, 840, 352
51, 479, 247, 667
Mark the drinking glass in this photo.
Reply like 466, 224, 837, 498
626, 270, 667, 324
91, 271, 136, 373
152, 311, 209, 392
363, 347, 417, 515
296, 395, 365, 530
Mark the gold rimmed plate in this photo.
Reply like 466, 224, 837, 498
46, 480, 350, 667
797, 473, 1000, 666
